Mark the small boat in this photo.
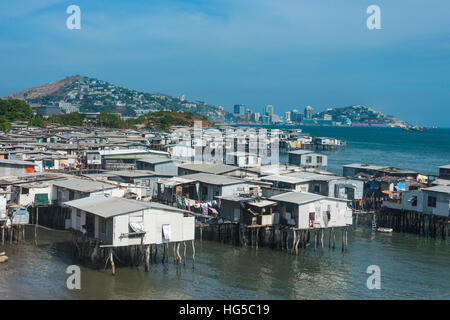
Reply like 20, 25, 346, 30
377, 227, 393, 233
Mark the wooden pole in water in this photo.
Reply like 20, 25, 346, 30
332, 227, 336, 250
110, 248, 115, 275
162, 243, 166, 263
35, 207, 39, 245
22, 226, 25, 243
321, 229, 324, 249
191, 240, 195, 269
176, 242, 181, 264
144, 245, 150, 272
256, 228, 259, 250
183, 241, 187, 266
1, 227, 4, 246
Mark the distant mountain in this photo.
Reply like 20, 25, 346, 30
314, 105, 409, 127
3, 75, 227, 121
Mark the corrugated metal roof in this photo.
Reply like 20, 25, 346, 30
288, 150, 314, 155
178, 163, 238, 174
0, 159, 37, 166
439, 164, 450, 169
64, 195, 192, 217
270, 191, 325, 204
422, 185, 450, 194
105, 170, 158, 178
286, 172, 342, 181
64, 195, 151, 218
182, 173, 248, 186
52, 177, 117, 192
136, 156, 173, 164
261, 175, 307, 184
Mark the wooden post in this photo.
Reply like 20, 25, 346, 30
332, 227, 336, 250
183, 241, 187, 266
1, 227, 4, 246
176, 242, 181, 264
191, 240, 195, 269
162, 243, 166, 264
144, 245, 150, 272
321, 229, 324, 249
35, 207, 39, 245
110, 248, 115, 275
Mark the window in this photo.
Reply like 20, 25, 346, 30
306, 156, 312, 164
314, 184, 320, 193
21, 188, 29, 195
427, 196, 437, 208
410, 196, 417, 207
317, 156, 322, 164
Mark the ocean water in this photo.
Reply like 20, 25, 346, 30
231, 125, 450, 175
0, 126, 448, 300
284, 126, 450, 175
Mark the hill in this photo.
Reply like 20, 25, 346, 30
136, 111, 215, 131
314, 105, 409, 127
3, 76, 227, 122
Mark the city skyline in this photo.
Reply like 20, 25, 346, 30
0, 0, 449, 126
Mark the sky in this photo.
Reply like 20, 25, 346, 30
0, 0, 449, 126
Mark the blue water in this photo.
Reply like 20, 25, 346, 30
235, 125, 450, 175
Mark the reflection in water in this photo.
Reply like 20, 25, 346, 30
0, 226, 448, 299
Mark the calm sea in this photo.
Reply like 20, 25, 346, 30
0, 126, 448, 300
238, 125, 450, 175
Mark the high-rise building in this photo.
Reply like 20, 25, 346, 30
264, 105, 274, 116
284, 112, 291, 122
245, 109, 253, 121
291, 109, 302, 123
304, 106, 314, 120
234, 104, 245, 116
253, 112, 260, 122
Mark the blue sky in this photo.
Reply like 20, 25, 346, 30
0, 0, 449, 126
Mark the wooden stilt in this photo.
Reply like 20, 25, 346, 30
144, 245, 150, 272
191, 240, 195, 269
1, 227, 4, 245
256, 228, 259, 250
34, 207, 39, 245
162, 243, 166, 263
314, 230, 317, 250
176, 242, 181, 264
108, 248, 115, 275
183, 241, 187, 266
321, 229, 324, 249
332, 228, 336, 250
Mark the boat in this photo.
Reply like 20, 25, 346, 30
377, 227, 393, 233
